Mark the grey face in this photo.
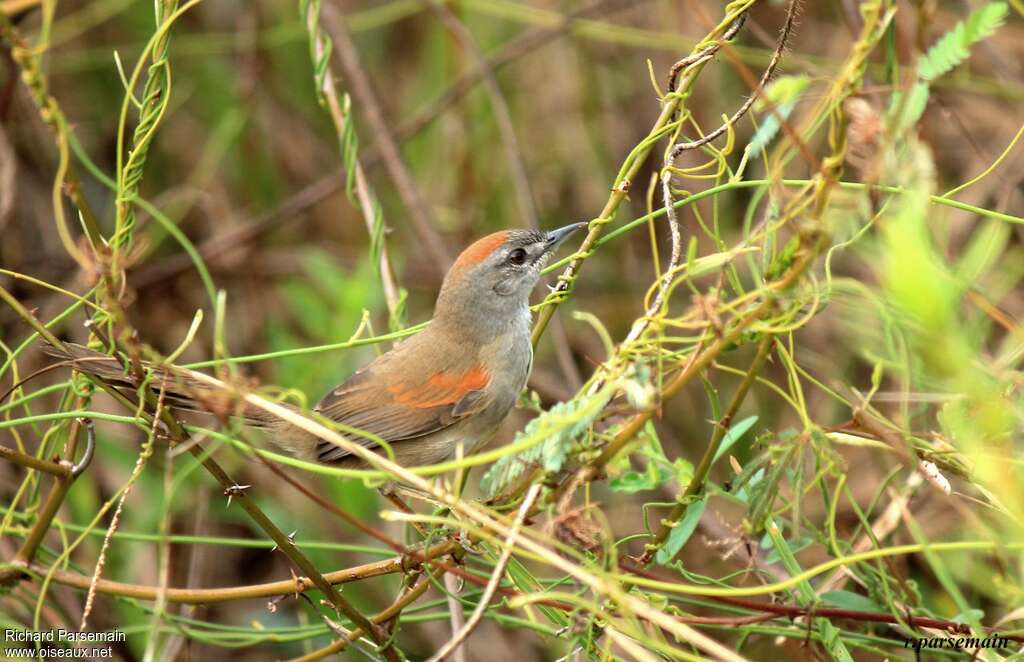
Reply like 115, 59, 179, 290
486, 224, 586, 298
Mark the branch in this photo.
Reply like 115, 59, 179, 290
320, 3, 452, 271
427, 483, 542, 662
0, 283, 400, 658
667, 0, 796, 157
289, 567, 444, 662
395, 0, 640, 143
19, 541, 456, 605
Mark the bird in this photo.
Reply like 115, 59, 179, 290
46, 223, 586, 469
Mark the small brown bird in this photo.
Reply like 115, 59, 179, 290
49, 224, 585, 468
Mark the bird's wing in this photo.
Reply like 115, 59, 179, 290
313, 357, 490, 463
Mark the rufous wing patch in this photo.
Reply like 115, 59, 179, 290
387, 366, 489, 409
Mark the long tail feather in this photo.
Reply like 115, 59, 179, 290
44, 343, 326, 463
42, 343, 271, 427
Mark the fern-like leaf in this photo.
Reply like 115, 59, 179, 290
918, 3, 1008, 82
481, 387, 614, 497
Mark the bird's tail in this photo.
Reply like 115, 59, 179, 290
43, 343, 327, 463
42, 343, 277, 427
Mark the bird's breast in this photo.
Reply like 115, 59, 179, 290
480, 324, 533, 417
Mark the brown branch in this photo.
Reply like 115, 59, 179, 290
289, 567, 443, 662
18, 541, 457, 605
709, 595, 1024, 644
394, 0, 640, 144
0, 444, 71, 478
668, 0, 797, 157
0, 286, 399, 658
320, 3, 452, 272
620, 562, 1024, 643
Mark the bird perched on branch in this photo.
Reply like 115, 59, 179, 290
47, 223, 586, 469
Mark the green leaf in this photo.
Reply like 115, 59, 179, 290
609, 467, 662, 493
754, 73, 810, 111
481, 387, 613, 497
821, 590, 884, 614
954, 219, 1010, 282
610, 422, 675, 493
656, 495, 708, 565
888, 82, 929, 133
888, 4, 1006, 132
745, 99, 797, 159
765, 535, 813, 564
673, 457, 694, 486
733, 466, 765, 504
746, 75, 807, 159
766, 519, 855, 662
701, 377, 721, 421
711, 415, 758, 465
918, 3, 1008, 82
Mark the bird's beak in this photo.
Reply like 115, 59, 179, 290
543, 222, 587, 253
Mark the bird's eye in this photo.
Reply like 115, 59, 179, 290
508, 248, 528, 265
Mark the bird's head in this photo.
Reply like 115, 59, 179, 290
434, 223, 585, 331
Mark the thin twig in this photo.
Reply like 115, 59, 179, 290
320, 3, 452, 271
0, 444, 71, 478
395, 0, 640, 144
668, 0, 798, 157
289, 567, 444, 662
442, 573, 468, 662
304, 0, 403, 326
427, 483, 542, 662
19, 540, 456, 604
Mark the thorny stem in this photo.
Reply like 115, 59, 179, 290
0, 285, 399, 660
668, 0, 797, 157
150, 409, 402, 658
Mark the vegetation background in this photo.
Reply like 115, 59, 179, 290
1, 0, 1022, 660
